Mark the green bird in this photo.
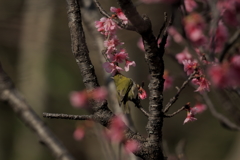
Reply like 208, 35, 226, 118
112, 73, 136, 113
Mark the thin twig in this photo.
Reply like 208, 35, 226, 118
163, 71, 196, 113
0, 62, 76, 160
93, 0, 111, 18
163, 106, 185, 118
156, 12, 168, 42
219, 29, 240, 63
132, 98, 150, 117
43, 113, 94, 120
159, 11, 174, 51
202, 92, 240, 131
93, 0, 135, 31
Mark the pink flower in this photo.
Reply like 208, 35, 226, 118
163, 71, 173, 90
183, 111, 197, 124
231, 55, 240, 69
124, 140, 139, 153
103, 62, 123, 75
137, 38, 145, 51
95, 17, 107, 33
138, 38, 168, 51
69, 91, 88, 108
184, 0, 197, 12
192, 77, 211, 92
107, 115, 126, 142
208, 64, 228, 88
182, 59, 198, 75
138, 86, 147, 99
218, 0, 240, 27
183, 13, 207, 46
141, 0, 180, 4
175, 47, 192, 64
168, 26, 184, 43
213, 21, 229, 53
110, 7, 128, 24
104, 36, 123, 54
73, 127, 85, 141
191, 103, 207, 114
125, 60, 136, 72
92, 87, 108, 101
104, 18, 117, 35
110, 49, 129, 63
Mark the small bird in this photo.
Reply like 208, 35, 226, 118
112, 73, 136, 113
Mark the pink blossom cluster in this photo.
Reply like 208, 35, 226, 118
140, 0, 180, 4
176, 48, 210, 93
106, 115, 138, 153
184, 103, 207, 124
208, 55, 240, 88
183, 13, 208, 47
218, 0, 240, 27
70, 87, 108, 108
73, 121, 94, 141
95, 7, 135, 75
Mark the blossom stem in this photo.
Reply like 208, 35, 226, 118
163, 71, 196, 113
132, 98, 150, 117
163, 106, 185, 118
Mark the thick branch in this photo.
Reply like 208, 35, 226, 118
117, 0, 165, 159
0, 63, 76, 160
43, 113, 94, 120
65, 0, 146, 158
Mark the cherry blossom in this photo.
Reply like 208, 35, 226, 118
192, 77, 211, 92
208, 64, 228, 88
91, 87, 108, 101
107, 115, 126, 142
103, 62, 123, 75
168, 26, 184, 43
124, 140, 139, 153
183, 13, 207, 46
138, 86, 147, 100
163, 71, 173, 90
125, 60, 136, 72
110, 7, 128, 24
182, 59, 198, 75
184, 0, 197, 12
110, 49, 129, 63
70, 91, 88, 108
73, 127, 85, 141
175, 47, 192, 64
104, 36, 123, 54
213, 21, 229, 53
191, 103, 207, 114
183, 111, 197, 124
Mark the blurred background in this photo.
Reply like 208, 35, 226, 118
0, 0, 239, 160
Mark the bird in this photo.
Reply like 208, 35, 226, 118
112, 73, 136, 113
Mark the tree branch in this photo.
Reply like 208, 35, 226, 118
43, 113, 94, 120
65, 0, 146, 158
163, 106, 185, 118
219, 29, 240, 63
163, 71, 195, 113
93, 0, 135, 31
117, 0, 165, 159
202, 92, 240, 131
0, 63, 76, 160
